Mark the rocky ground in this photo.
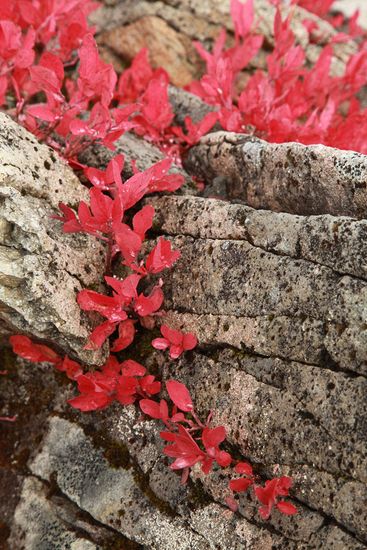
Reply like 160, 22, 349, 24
1, 1, 367, 549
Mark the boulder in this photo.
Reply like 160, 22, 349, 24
0, 113, 106, 365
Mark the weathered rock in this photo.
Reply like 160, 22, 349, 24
185, 131, 367, 217
159, 233, 367, 376
29, 415, 246, 550
8, 477, 102, 550
150, 195, 367, 279
98, 15, 202, 87
0, 113, 106, 364
168, 86, 214, 126
3, 338, 367, 549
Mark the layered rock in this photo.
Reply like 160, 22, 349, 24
3, 188, 367, 548
185, 131, 367, 217
0, 113, 106, 365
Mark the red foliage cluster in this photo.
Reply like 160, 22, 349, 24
189, 0, 367, 153
57, 155, 183, 350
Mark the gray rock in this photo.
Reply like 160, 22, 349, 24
8, 477, 101, 550
0, 113, 106, 364
185, 131, 367, 217
29, 416, 210, 550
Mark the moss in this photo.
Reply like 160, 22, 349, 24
76, 420, 132, 470
71, 416, 178, 518
187, 478, 212, 510
131, 467, 177, 518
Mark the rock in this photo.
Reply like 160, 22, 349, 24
28, 415, 220, 549
98, 15, 202, 86
185, 131, 367, 217
0, 113, 106, 365
159, 228, 367, 375
8, 477, 102, 550
168, 86, 215, 126
149, 195, 367, 279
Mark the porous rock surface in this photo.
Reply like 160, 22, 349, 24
186, 131, 367, 218
0, 113, 106, 365
3, 187, 367, 548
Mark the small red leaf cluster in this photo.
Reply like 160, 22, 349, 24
56, 154, 183, 351
152, 325, 198, 359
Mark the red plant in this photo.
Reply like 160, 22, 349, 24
254, 477, 298, 519
152, 325, 198, 358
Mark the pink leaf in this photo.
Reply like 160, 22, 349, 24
276, 501, 297, 515
151, 337, 169, 351
229, 478, 253, 492
166, 380, 193, 412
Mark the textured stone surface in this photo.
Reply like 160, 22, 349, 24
8, 477, 102, 550
185, 131, 367, 217
0, 113, 106, 364
3, 346, 366, 549
3, 2, 367, 543
150, 195, 367, 279
98, 15, 202, 86
3, 185, 367, 548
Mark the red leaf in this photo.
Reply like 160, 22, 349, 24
182, 333, 198, 351
166, 380, 193, 412
235, 462, 253, 476
145, 238, 181, 274
57, 356, 83, 380
120, 359, 146, 377
111, 319, 136, 352
10, 335, 61, 364
134, 286, 164, 317
225, 496, 238, 512
140, 398, 161, 418
202, 426, 226, 448
84, 320, 117, 350
229, 478, 253, 492
276, 501, 297, 515
114, 223, 142, 265
161, 325, 183, 346
133, 205, 155, 239
215, 450, 232, 467
68, 392, 113, 412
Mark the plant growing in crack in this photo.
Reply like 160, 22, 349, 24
6, 0, 364, 523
